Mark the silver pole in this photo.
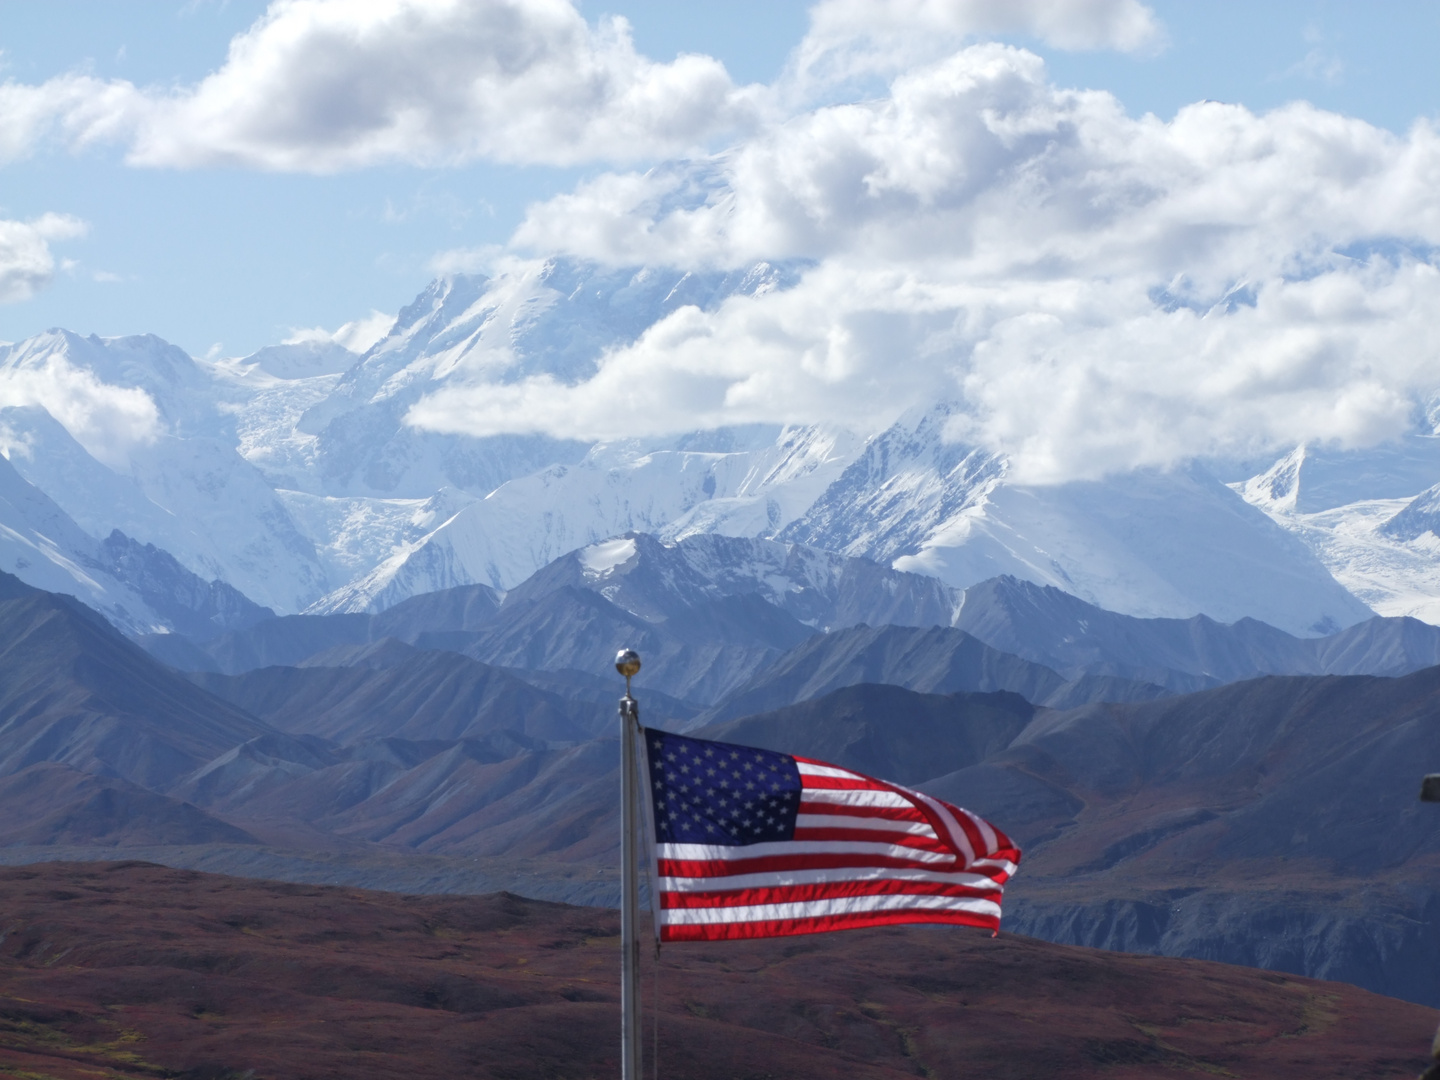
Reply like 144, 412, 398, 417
616, 649, 643, 1080
1423, 774, 1439, 1080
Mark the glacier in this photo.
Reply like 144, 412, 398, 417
1237, 441, 1440, 623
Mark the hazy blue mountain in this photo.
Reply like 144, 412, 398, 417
0, 762, 258, 846
461, 585, 811, 705
189, 649, 614, 746
956, 574, 1440, 688
506, 532, 958, 632
696, 623, 1170, 725
0, 573, 274, 791
100, 530, 275, 640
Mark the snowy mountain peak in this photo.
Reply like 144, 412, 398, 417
346, 256, 806, 401
1378, 484, 1440, 542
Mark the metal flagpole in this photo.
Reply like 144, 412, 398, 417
1420, 772, 1439, 1080
616, 649, 643, 1080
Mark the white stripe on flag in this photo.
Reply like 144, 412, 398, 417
661, 893, 1002, 925
795, 762, 868, 781
660, 864, 1003, 893
800, 788, 914, 810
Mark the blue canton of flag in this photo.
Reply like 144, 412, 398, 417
646, 730, 801, 845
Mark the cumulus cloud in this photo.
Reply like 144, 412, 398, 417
0, 75, 141, 165
406, 259, 957, 438
0, 213, 87, 303
413, 44, 1440, 481
808, 0, 1162, 52
0, 0, 1164, 172
0, 355, 160, 467
0, 0, 758, 171
8, 1, 1437, 486
790, 0, 1163, 91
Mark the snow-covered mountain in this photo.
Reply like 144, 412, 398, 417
310, 425, 859, 610
4, 257, 1439, 636
509, 531, 960, 634
0, 448, 268, 636
782, 405, 1373, 636
0, 333, 328, 613
1237, 440, 1440, 623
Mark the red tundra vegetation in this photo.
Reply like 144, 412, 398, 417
0, 861, 1433, 1079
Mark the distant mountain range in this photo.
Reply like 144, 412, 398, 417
6, 258, 1440, 638
0, 566, 1437, 1008
140, 534, 1440, 709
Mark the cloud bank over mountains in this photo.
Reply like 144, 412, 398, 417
4, 0, 1440, 483
425, 42, 1440, 481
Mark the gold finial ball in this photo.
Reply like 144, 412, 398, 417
615, 649, 641, 678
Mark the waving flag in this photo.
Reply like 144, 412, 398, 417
642, 728, 1021, 942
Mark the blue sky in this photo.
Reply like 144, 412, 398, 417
2, 1, 1439, 359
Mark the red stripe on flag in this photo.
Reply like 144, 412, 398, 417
658, 851, 968, 879
797, 801, 929, 822
797, 775, 893, 791
660, 908, 1001, 942
791, 827, 951, 852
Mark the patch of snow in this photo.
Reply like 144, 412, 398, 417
580, 536, 636, 576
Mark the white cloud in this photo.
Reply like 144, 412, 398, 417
0, 213, 87, 303
284, 309, 395, 353
427, 244, 505, 277
810, 0, 1163, 51
0, 1, 1163, 173
0, 0, 758, 171
413, 45, 1440, 482
406, 259, 956, 439
787, 0, 1163, 93
0, 74, 142, 165
0, 355, 160, 467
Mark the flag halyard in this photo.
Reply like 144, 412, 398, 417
643, 728, 1021, 942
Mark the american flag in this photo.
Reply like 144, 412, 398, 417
643, 727, 1021, 942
